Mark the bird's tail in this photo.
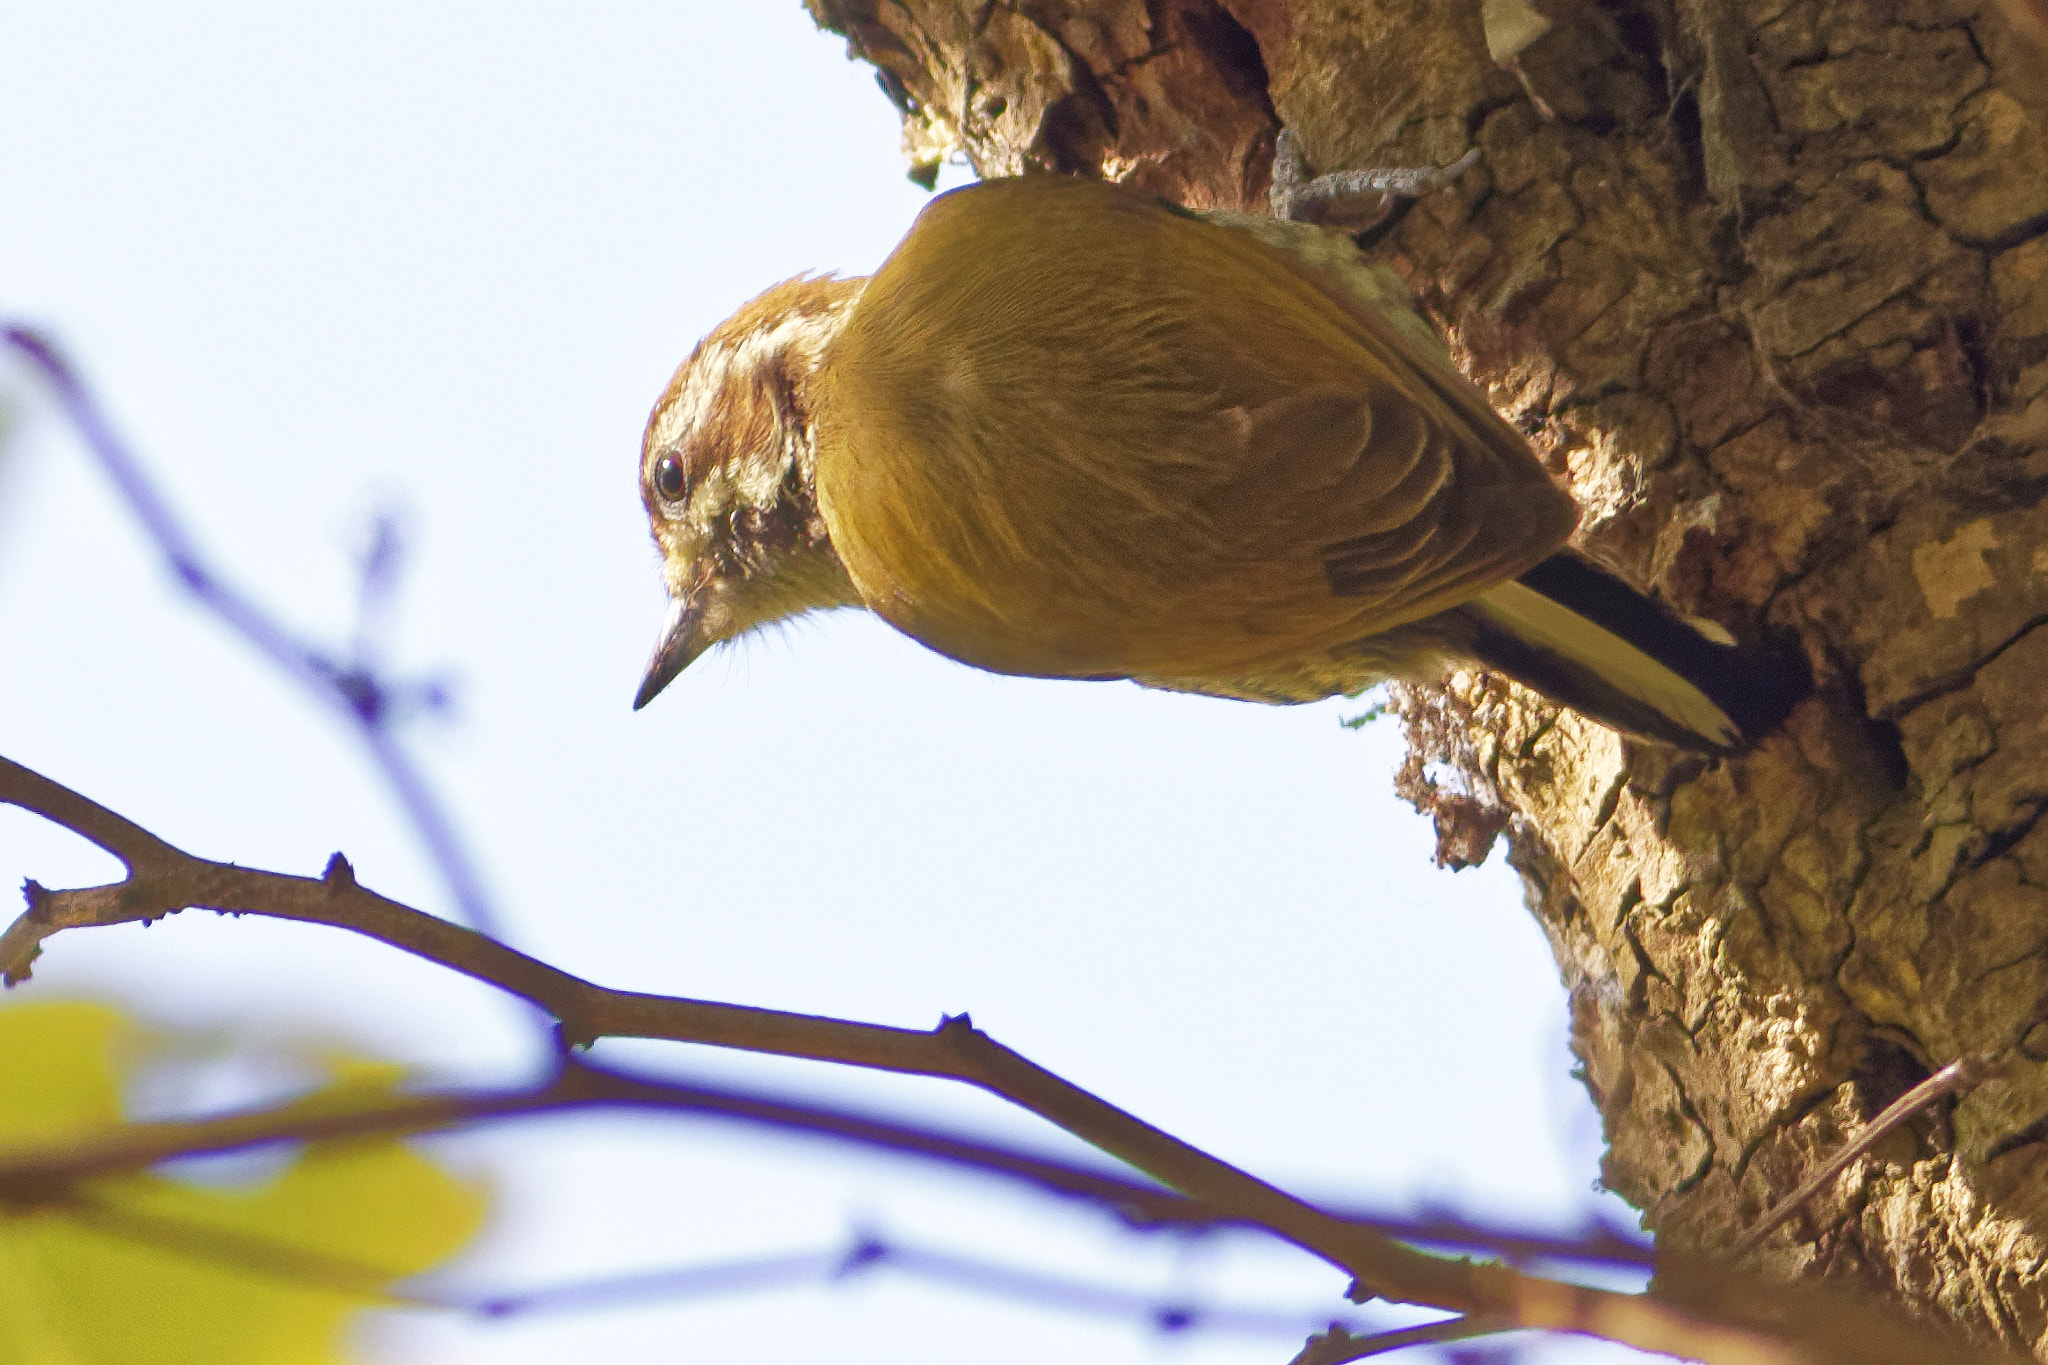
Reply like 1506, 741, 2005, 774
1459, 553, 1808, 752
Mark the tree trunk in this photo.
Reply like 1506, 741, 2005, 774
805, 0, 2048, 1350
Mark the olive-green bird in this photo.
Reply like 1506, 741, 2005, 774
632, 175, 1803, 751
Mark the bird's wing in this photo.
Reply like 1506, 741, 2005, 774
817, 177, 1577, 680
1166, 202, 1580, 646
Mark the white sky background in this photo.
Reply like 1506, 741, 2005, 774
0, 4, 1647, 1362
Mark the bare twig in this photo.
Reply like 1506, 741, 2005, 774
813, 1233, 1381, 1339
1291, 1314, 1504, 1365
0, 754, 2027, 1365
469, 1246, 845, 1318
0, 1045, 1647, 1273
0, 1054, 1185, 1224
1731, 1053, 2005, 1257
0, 326, 502, 940
70, 1189, 1390, 1343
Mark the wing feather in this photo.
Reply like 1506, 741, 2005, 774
815, 177, 1577, 682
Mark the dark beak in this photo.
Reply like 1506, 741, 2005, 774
633, 596, 707, 710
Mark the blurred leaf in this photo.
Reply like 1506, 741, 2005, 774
0, 1001, 485, 1365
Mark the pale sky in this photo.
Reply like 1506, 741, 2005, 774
0, 5, 1641, 1362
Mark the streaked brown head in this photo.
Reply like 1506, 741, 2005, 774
634, 275, 866, 709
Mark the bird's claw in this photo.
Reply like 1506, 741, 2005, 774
1269, 128, 1482, 232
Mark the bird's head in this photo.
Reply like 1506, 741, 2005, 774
634, 274, 867, 710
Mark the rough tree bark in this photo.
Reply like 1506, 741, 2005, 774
803, 0, 2048, 1352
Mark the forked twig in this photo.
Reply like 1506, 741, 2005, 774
1, 326, 502, 940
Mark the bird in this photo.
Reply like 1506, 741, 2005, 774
630, 173, 1805, 751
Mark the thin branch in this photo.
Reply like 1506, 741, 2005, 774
70, 1188, 1391, 1345
0, 1055, 1189, 1225
1292, 1314, 1505, 1365
1360, 1210, 1649, 1272
0, 753, 179, 875
468, 1247, 843, 1318
346, 509, 406, 669
0, 754, 2028, 1365
458, 1231, 1368, 1333
0, 754, 1477, 1310
0, 1050, 1652, 1280
1731, 1052, 2005, 1257
0, 1064, 1617, 1349
1, 326, 502, 940
835, 1234, 1378, 1338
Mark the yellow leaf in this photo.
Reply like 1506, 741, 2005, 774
0, 1001, 486, 1365
0, 1001, 131, 1147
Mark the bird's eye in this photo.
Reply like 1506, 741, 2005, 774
653, 453, 686, 504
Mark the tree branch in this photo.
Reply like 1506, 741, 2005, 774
0, 753, 2024, 1364
0, 1046, 1649, 1272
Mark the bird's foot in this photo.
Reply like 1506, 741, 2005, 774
1268, 128, 1481, 234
